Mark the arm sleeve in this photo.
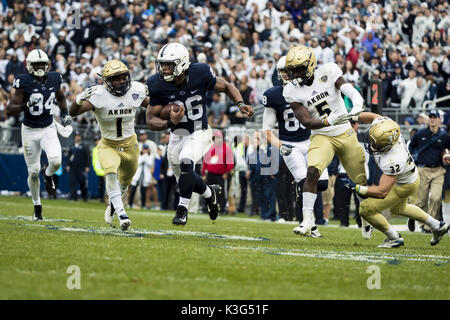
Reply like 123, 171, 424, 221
262, 107, 277, 130
340, 82, 364, 113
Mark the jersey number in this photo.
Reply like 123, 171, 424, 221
283, 108, 305, 132
389, 164, 400, 174
315, 101, 331, 117
172, 95, 203, 123
28, 92, 55, 116
116, 118, 123, 137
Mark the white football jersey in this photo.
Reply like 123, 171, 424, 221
88, 81, 147, 141
283, 63, 351, 137
374, 135, 418, 185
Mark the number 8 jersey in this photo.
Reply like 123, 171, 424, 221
283, 63, 351, 137
87, 81, 147, 141
13, 71, 62, 128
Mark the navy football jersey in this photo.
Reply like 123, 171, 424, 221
146, 63, 216, 134
262, 85, 310, 142
12, 71, 62, 128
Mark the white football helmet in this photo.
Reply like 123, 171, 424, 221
276, 56, 289, 84
156, 42, 190, 81
26, 49, 50, 77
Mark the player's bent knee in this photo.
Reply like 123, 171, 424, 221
180, 159, 194, 174
306, 167, 320, 182
359, 201, 374, 217
47, 157, 61, 172
29, 164, 40, 175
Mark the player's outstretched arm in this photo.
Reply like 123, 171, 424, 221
6, 88, 26, 116
335, 77, 364, 116
69, 86, 97, 117
357, 112, 381, 124
290, 102, 328, 129
213, 77, 254, 118
345, 174, 396, 199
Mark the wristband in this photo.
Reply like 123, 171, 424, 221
237, 101, 245, 110
321, 118, 329, 127
167, 119, 175, 129
355, 184, 368, 196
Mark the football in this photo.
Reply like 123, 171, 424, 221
442, 148, 450, 166
159, 103, 181, 120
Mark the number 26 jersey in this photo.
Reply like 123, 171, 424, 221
283, 63, 351, 137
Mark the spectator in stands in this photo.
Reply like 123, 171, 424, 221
398, 68, 420, 110
208, 92, 228, 129
5, 49, 26, 80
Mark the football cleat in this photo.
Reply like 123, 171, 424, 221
407, 218, 415, 232
293, 223, 312, 236
377, 234, 404, 248
118, 214, 131, 231
104, 203, 116, 225
430, 221, 449, 246
361, 218, 374, 240
41, 167, 56, 196
205, 184, 222, 221
33, 205, 42, 221
172, 206, 188, 226
309, 226, 322, 238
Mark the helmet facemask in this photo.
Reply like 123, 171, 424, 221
104, 72, 131, 96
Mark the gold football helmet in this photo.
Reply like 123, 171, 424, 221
100, 60, 131, 96
365, 117, 400, 154
285, 46, 317, 85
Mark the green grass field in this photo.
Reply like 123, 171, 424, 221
0, 196, 448, 300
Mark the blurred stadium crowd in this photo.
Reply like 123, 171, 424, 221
0, 0, 449, 223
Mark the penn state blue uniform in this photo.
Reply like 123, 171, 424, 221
262, 85, 310, 142
146, 63, 216, 133
12, 71, 62, 128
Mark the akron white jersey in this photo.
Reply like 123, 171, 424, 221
88, 81, 146, 141
283, 63, 351, 137
373, 135, 418, 185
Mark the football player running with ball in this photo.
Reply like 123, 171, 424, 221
262, 56, 329, 237
146, 42, 254, 226
283, 46, 370, 238
342, 112, 449, 248
70, 60, 149, 231
6, 49, 72, 220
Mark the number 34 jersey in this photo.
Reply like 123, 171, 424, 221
374, 135, 418, 185
88, 81, 146, 141
13, 72, 62, 128
283, 63, 351, 137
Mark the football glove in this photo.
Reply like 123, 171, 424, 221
325, 112, 352, 126
76, 86, 97, 105
27, 95, 42, 108
280, 144, 294, 156
341, 177, 356, 191
61, 114, 72, 126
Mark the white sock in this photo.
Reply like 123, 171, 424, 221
384, 227, 400, 239
201, 186, 212, 199
109, 190, 125, 215
28, 173, 40, 205
442, 203, 450, 224
179, 197, 190, 209
425, 216, 441, 231
303, 192, 317, 211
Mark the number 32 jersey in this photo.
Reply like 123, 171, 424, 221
88, 81, 147, 141
13, 72, 62, 128
374, 135, 418, 185
283, 63, 351, 137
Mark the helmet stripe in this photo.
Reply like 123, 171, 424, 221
160, 44, 169, 57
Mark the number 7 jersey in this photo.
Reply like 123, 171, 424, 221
283, 62, 351, 137
87, 81, 147, 141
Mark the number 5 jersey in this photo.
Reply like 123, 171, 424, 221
282, 62, 351, 137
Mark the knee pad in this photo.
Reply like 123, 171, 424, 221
29, 163, 40, 175
180, 159, 194, 175
29, 171, 39, 181
317, 179, 328, 192
47, 156, 61, 173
